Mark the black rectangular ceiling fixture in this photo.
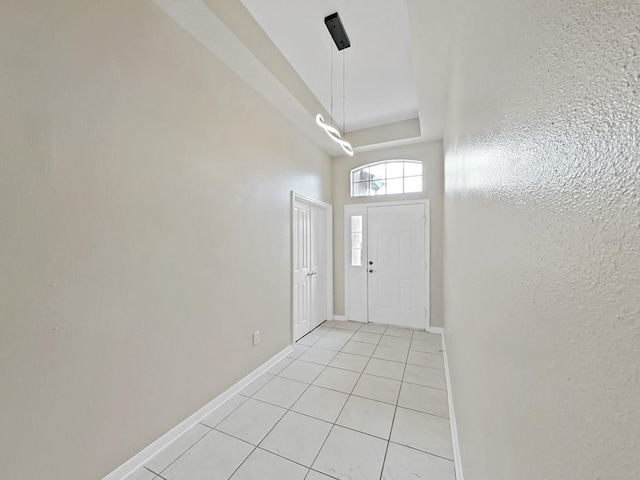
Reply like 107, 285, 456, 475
324, 12, 351, 50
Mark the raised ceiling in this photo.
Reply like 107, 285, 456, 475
151, 0, 451, 155
240, 0, 419, 133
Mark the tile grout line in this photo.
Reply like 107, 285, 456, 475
377, 329, 412, 479
253, 445, 328, 474
305, 468, 341, 480
320, 323, 389, 476
216, 430, 262, 480
232, 326, 447, 476
325, 345, 446, 370
378, 404, 398, 480
303, 320, 383, 478
146, 422, 217, 476
378, 326, 426, 478
142, 466, 159, 478
379, 327, 417, 477
380, 325, 456, 459
398, 329, 456, 462
234, 325, 347, 478
279, 354, 446, 383
387, 439, 456, 463
381, 328, 416, 478
209, 330, 336, 480
307, 323, 368, 465
220, 360, 330, 480
149, 322, 449, 480
246, 390, 448, 445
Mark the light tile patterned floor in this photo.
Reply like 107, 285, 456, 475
129, 321, 455, 480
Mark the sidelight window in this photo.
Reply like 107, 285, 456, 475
350, 215, 363, 266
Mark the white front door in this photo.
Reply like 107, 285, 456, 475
345, 201, 428, 328
367, 204, 426, 328
293, 200, 328, 341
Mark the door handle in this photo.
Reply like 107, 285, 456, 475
369, 269, 375, 273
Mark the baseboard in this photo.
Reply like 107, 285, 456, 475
428, 326, 444, 334
103, 345, 294, 480
441, 331, 464, 480
332, 315, 346, 321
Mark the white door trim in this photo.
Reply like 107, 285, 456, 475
344, 199, 430, 329
291, 192, 333, 343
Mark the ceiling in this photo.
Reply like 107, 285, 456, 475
151, 0, 452, 155
240, 0, 419, 133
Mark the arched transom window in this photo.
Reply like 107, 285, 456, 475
350, 160, 423, 197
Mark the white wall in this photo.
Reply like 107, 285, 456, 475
331, 141, 444, 327
443, 0, 640, 479
0, 1, 330, 479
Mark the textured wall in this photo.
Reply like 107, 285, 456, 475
0, 1, 330, 479
443, 1, 639, 479
331, 141, 444, 326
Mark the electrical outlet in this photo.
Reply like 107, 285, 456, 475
253, 331, 260, 345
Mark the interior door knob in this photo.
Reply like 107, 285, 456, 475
369, 261, 373, 265
369, 269, 375, 273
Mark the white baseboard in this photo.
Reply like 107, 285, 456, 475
332, 315, 346, 321
441, 331, 464, 480
103, 345, 294, 480
428, 326, 444, 334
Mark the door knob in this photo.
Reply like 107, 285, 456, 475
369, 261, 373, 265
369, 269, 375, 273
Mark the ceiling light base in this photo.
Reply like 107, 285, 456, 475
324, 12, 351, 51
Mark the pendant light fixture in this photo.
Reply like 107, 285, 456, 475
317, 12, 353, 156
316, 114, 353, 156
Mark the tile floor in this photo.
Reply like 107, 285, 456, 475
128, 321, 455, 480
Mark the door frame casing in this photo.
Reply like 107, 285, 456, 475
344, 199, 430, 329
290, 192, 333, 343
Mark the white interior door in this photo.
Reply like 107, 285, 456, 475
293, 199, 328, 341
310, 204, 327, 330
293, 200, 311, 340
367, 203, 426, 328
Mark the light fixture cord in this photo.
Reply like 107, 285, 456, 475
330, 42, 333, 128
342, 49, 346, 137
